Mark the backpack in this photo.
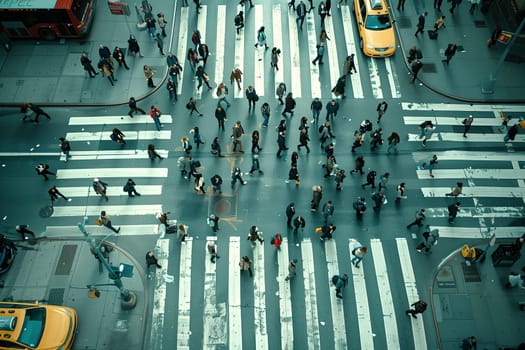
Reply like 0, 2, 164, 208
332, 275, 339, 286
216, 87, 221, 97
234, 15, 241, 25
186, 102, 192, 110
270, 236, 275, 245
318, 125, 324, 133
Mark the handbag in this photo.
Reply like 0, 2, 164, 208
95, 219, 103, 226
295, 179, 301, 186
315, 227, 323, 233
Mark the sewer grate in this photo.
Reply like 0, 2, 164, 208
48, 288, 64, 305
55, 245, 77, 276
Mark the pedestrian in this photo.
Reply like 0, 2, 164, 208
261, 102, 271, 128
252, 130, 262, 153
350, 156, 365, 175
406, 300, 427, 319
288, 164, 300, 184
285, 259, 298, 281
211, 174, 223, 193
446, 182, 463, 197
351, 133, 363, 153
407, 45, 418, 63
232, 121, 245, 153
144, 65, 156, 88
505, 272, 525, 289
198, 43, 210, 67
449, 0, 460, 14
434, 0, 443, 11
386, 132, 400, 154
166, 52, 180, 67
310, 97, 323, 124
59, 137, 71, 161
461, 114, 475, 137
177, 224, 189, 243
297, 127, 311, 153
149, 105, 163, 131
99, 210, 120, 233
214, 106, 226, 131
98, 58, 116, 86
311, 185, 323, 212
98, 44, 112, 62
487, 26, 501, 48
378, 172, 390, 191
353, 197, 367, 219
312, 44, 325, 65
155, 33, 165, 56
110, 128, 126, 145
230, 67, 243, 90
318, 2, 328, 28
443, 43, 457, 65
239, 256, 253, 277
395, 182, 408, 202
319, 29, 330, 47
35, 163, 55, 181
231, 167, 247, 187
166, 78, 176, 99
325, 100, 339, 121
415, 12, 427, 37
195, 172, 206, 195
351, 244, 367, 268
207, 214, 220, 232
290, 150, 298, 168
128, 97, 146, 118
207, 242, 220, 263
448, 202, 461, 224
194, 0, 202, 14
293, 216, 305, 234
282, 93, 296, 117
276, 130, 288, 158
271, 47, 281, 71
332, 76, 346, 98
416, 226, 439, 253
80, 52, 98, 77
322, 200, 334, 224
271, 233, 283, 250
504, 124, 519, 143
296, 1, 307, 30
248, 225, 264, 245
319, 223, 336, 241
433, 16, 446, 33
184, 97, 202, 117
421, 123, 436, 147
334, 169, 346, 191
371, 190, 385, 211
332, 274, 348, 299
93, 178, 109, 201
112, 47, 129, 69
48, 186, 70, 202
397, 0, 405, 11
146, 18, 156, 38
123, 178, 141, 197
246, 85, 258, 111
325, 0, 332, 15
195, 65, 212, 90
127, 34, 144, 57
410, 59, 423, 83
276, 83, 286, 105
420, 154, 438, 178
323, 154, 337, 178
234, 10, 245, 34
216, 83, 231, 108
155, 12, 167, 36
146, 251, 162, 269
362, 170, 377, 189
16, 225, 36, 240
191, 126, 205, 149
148, 144, 163, 160
461, 336, 478, 350
187, 48, 198, 72
255, 26, 269, 50
407, 209, 426, 228
181, 136, 192, 155
285, 202, 296, 228
370, 128, 384, 151
376, 101, 388, 123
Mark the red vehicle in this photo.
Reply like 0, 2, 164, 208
0, 0, 96, 40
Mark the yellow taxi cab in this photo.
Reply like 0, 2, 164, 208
353, 0, 396, 57
0, 301, 78, 349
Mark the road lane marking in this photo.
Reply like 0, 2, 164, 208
177, 237, 193, 347
65, 130, 171, 141
253, 242, 268, 349
213, 5, 227, 94
56, 168, 168, 179
301, 239, 321, 349
325, 239, 348, 349
277, 238, 294, 350
51, 204, 162, 217
272, 4, 284, 100
288, 7, 302, 98
341, 5, 364, 99
233, 4, 245, 98
176, 6, 189, 95
306, 11, 321, 99
68, 115, 173, 125
229, 237, 242, 350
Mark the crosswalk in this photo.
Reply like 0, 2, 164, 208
148, 236, 427, 349
171, 4, 399, 100
401, 103, 525, 240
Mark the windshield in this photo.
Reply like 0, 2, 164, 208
17, 307, 45, 348
365, 14, 392, 30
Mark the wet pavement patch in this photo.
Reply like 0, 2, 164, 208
55, 244, 77, 275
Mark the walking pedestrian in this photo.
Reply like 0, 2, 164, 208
446, 182, 463, 196
350, 156, 365, 175
198, 43, 210, 67
371, 191, 385, 211
325, 100, 339, 121
293, 216, 305, 234
312, 44, 325, 65
376, 101, 388, 123
332, 274, 348, 299
407, 209, 426, 228
351, 133, 363, 153
110, 128, 126, 145
271, 233, 283, 250
232, 121, 245, 153
434, 0, 443, 11
443, 43, 457, 65
448, 202, 461, 224
248, 226, 264, 245
128, 97, 146, 117
146, 251, 162, 269
231, 167, 247, 187
191, 126, 205, 149
207, 241, 220, 263
296, 1, 307, 30
276, 130, 288, 158
207, 214, 220, 232
230, 67, 243, 90
416, 226, 439, 253
387, 132, 400, 154
370, 128, 384, 151
27, 104, 52, 124
334, 169, 346, 191
234, 10, 245, 34
271, 47, 281, 71
187, 48, 198, 72
196, 65, 212, 90
99, 210, 120, 233
276, 83, 286, 105
397, 0, 405, 11
98, 58, 116, 86
155, 33, 165, 56
246, 85, 258, 111
251, 130, 262, 152
146, 18, 156, 38
318, 2, 328, 28
282, 93, 296, 117
325, 0, 332, 15
123, 178, 141, 197
149, 105, 163, 131
16, 225, 36, 240
255, 26, 269, 50
322, 154, 336, 178
211, 174, 223, 193
420, 154, 439, 178
378, 172, 390, 191
127, 34, 144, 57
148, 144, 163, 160
166, 78, 176, 99
362, 170, 377, 189
80, 52, 98, 77
177, 224, 189, 243
98, 44, 112, 62
415, 12, 427, 37
351, 243, 367, 268
59, 137, 71, 161
410, 59, 423, 83
462, 115, 474, 137
93, 178, 109, 201
239, 256, 253, 277
181, 136, 192, 155
112, 47, 130, 69
353, 197, 367, 219
297, 127, 311, 153
261, 102, 271, 128
285, 259, 298, 281
433, 16, 446, 33
504, 124, 519, 143
319, 223, 336, 241
157, 12, 168, 36
322, 200, 334, 224
310, 185, 323, 212
216, 83, 231, 108
309, 98, 322, 124
185, 97, 203, 117
421, 123, 436, 147
332, 76, 347, 98
286, 202, 296, 228
48, 186, 70, 202
35, 163, 55, 181
288, 164, 300, 184
395, 182, 408, 202
449, 0, 461, 14
144, 65, 156, 88
406, 300, 427, 318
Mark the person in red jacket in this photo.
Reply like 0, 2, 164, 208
272, 233, 283, 250
149, 106, 162, 131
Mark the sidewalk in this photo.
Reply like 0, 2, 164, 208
431, 241, 525, 350
0, 238, 147, 350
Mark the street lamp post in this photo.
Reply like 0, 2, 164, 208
77, 217, 137, 309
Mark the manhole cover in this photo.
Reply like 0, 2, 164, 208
214, 199, 231, 214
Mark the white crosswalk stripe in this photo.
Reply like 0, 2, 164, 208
59, 149, 169, 161
177, 237, 193, 348
288, 8, 302, 98
68, 115, 173, 125
65, 130, 171, 141
228, 237, 242, 349
253, 242, 269, 349
325, 240, 347, 349
213, 5, 227, 91
301, 238, 321, 349
272, 4, 285, 100
341, 5, 364, 99
233, 4, 245, 99
277, 238, 293, 350
176, 6, 189, 96
56, 168, 168, 179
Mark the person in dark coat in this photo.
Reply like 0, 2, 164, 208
311, 185, 323, 212
28, 103, 51, 123
353, 197, 367, 219
282, 93, 296, 117
504, 124, 519, 143
146, 251, 162, 269
128, 97, 146, 118
443, 43, 457, 65
113, 47, 129, 69
80, 52, 98, 77
285, 202, 296, 228
362, 170, 377, 189
406, 300, 427, 318
325, 100, 339, 121
128, 35, 143, 56
448, 202, 461, 224
331, 76, 346, 98
410, 60, 423, 83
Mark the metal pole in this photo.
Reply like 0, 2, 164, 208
482, 17, 525, 94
